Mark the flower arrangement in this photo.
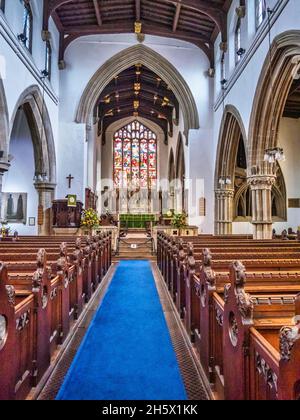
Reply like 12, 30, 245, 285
171, 212, 187, 229
0, 221, 11, 238
81, 208, 100, 230
166, 210, 174, 218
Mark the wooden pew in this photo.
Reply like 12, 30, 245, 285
0, 233, 113, 400
223, 262, 300, 400
157, 233, 300, 400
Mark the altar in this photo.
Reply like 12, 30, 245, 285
120, 213, 158, 229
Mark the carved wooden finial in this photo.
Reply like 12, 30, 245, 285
75, 237, 81, 249
37, 248, 46, 268
230, 261, 253, 321
231, 260, 246, 288
202, 248, 212, 267
5, 284, 15, 306
280, 296, 300, 361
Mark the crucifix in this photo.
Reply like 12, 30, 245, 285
66, 174, 74, 189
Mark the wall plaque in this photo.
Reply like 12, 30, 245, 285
288, 199, 300, 208
199, 197, 206, 216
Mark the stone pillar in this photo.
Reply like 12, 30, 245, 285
35, 182, 56, 236
248, 175, 276, 240
215, 188, 234, 235
0, 161, 10, 221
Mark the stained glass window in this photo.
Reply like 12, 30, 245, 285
113, 121, 157, 189
23, 1, 33, 53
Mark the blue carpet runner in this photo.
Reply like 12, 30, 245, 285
56, 260, 187, 400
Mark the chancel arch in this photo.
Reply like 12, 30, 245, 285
4, 86, 57, 235
76, 44, 199, 141
248, 31, 300, 238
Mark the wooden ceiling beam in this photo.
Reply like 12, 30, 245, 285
165, 0, 228, 42
47, 0, 224, 66
136, 0, 141, 21
93, 0, 102, 26
173, 1, 182, 33
99, 99, 173, 120
101, 82, 177, 104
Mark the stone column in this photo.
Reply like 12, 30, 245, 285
215, 188, 234, 235
248, 175, 276, 239
0, 161, 10, 221
34, 182, 56, 236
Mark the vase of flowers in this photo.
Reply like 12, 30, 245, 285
81, 208, 100, 234
0, 221, 11, 239
171, 212, 187, 231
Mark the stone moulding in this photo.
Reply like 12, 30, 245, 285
75, 44, 200, 141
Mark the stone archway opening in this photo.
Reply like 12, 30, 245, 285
3, 86, 57, 235
76, 44, 199, 141
248, 31, 299, 238
214, 106, 247, 235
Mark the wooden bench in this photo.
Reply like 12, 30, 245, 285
157, 232, 300, 400
0, 233, 113, 400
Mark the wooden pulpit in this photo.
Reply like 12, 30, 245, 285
52, 199, 83, 228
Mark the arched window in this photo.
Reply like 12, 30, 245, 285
45, 40, 52, 80
256, 0, 267, 29
22, 1, 33, 52
113, 121, 157, 189
235, 19, 242, 65
0, 0, 5, 13
220, 53, 226, 87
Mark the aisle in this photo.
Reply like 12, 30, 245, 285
56, 260, 187, 400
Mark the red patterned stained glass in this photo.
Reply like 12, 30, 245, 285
113, 121, 157, 188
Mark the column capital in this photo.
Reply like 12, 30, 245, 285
34, 182, 56, 192
0, 161, 10, 174
215, 188, 234, 198
247, 175, 276, 190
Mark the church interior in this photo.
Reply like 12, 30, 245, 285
0, 0, 300, 402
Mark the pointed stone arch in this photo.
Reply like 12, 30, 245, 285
10, 85, 57, 185
248, 30, 300, 172
0, 75, 9, 166
214, 105, 247, 234
215, 105, 247, 189
9, 85, 57, 235
76, 44, 199, 140
247, 31, 298, 238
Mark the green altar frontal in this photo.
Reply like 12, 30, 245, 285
120, 214, 156, 229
